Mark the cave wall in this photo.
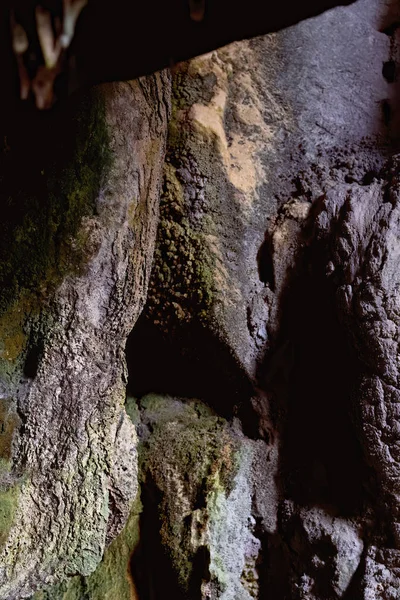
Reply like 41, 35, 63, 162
1, 0, 400, 599
0, 74, 171, 599
125, 0, 400, 598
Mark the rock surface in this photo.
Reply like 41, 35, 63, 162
0, 75, 170, 599
2, 0, 400, 598
124, 0, 400, 598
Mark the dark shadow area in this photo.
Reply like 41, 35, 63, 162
262, 531, 292, 600
275, 239, 375, 515
130, 474, 209, 600
379, 0, 400, 37
250, 519, 274, 600
126, 313, 254, 420
257, 232, 275, 290
189, 546, 211, 600
23, 339, 43, 379
381, 21, 400, 36
383, 60, 396, 83
130, 476, 183, 600
0, 86, 108, 314
379, 0, 400, 148
253, 203, 380, 598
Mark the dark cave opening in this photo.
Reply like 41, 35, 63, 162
125, 312, 254, 421
382, 60, 396, 83
130, 473, 210, 600
276, 241, 375, 515
257, 231, 275, 290
23, 340, 42, 379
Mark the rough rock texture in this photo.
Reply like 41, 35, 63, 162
0, 74, 170, 599
363, 546, 400, 599
32, 493, 142, 600
133, 394, 276, 600
124, 0, 400, 598
4, 0, 400, 598
308, 170, 400, 597
281, 502, 364, 598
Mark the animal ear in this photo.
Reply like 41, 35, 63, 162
188, 0, 206, 22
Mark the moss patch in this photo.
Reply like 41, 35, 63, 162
32, 578, 83, 600
0, 90, 112, 379
0, 400, 20, 461
83, 493, 141, 600
32, 494, 142, 600
0, 297, 28, 364
0, 459, 21, 548
0, 91, 110, 312
0, 484, 20, 547
146, 162, 215, 332
143, 60, 220, 334
139, 394, 241, 593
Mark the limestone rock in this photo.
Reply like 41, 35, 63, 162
134, 394, 275, 600
4, 0, 400, 597
0, 74, 170, 599
363, 547, 400, 600
282, 503, 363, 598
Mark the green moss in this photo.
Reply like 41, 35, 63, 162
0, 436, 26, 551
139, 395, 240, 592
32, 494, 142, 600
0, 90, 112, 379
31, 577, 84, 600
0, 487, 19, 546
139, 393, 212, 424
84, 493, 142, 600
146, 163, 215, 332
144, 58, 227, 336
0, 460, 21, 548
0, 399, 20, 461
0, 299, 27, 363
50, 92, 112, 278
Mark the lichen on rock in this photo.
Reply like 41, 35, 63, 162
131, 394, 271, 600
32, 491, 142, 600
0, 72, 171, 600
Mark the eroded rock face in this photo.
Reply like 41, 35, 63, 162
4, 0, 400, 598
308, 171, 400, 596
281, 502, 364, 598
131, 394, 276, 600
123, 0, 400, 598
0, 74, 170, 599
363, 547, 400, 599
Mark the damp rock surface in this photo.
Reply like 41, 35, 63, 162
0, 74, 170, 599
4, 0, 400, 599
